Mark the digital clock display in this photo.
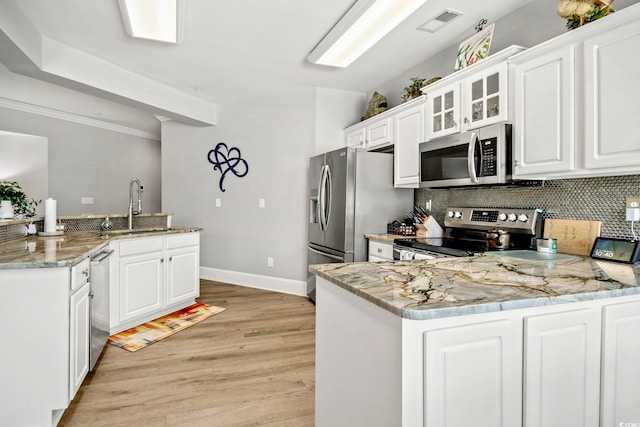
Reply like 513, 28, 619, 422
590, 237, 640, 264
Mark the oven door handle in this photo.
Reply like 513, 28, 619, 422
467, 132, 479, 183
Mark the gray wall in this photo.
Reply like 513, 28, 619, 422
0, 106, 161, 215
373, 0, 639, 108
162, 88, 317, 283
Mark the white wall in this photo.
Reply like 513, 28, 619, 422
162, 88, 318, 295
0, 106, 161, 215
0, 131, 47, 215
314, 87, 365, 155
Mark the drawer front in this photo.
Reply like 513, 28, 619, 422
119, 236, 164, 257
70, 257, 90, 291
368, 241, 393, 260
166, 232, 199, 250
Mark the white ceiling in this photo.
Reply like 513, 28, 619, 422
0, 0, 533, 132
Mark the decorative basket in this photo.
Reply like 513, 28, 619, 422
387, 222, 416, 236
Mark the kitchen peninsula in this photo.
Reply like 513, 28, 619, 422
0, 219, 200, 427
311, 253, 640, 427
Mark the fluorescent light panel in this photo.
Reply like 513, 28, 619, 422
118, 0, 179, 43
307, 0, 428, 68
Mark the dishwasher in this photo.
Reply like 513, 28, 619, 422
90, 249, 113, 370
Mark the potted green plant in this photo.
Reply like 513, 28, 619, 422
0, 181, 40, 218
401, 77, 427, 103
401, 76, 442, 102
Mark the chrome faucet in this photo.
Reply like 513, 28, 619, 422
128, 178, 143, 230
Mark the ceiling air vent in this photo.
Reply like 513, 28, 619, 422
417, 9, 463, 33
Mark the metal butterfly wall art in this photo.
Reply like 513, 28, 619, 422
207, 142, 249, 192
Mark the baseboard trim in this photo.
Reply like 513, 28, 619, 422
200, 267, 307, 297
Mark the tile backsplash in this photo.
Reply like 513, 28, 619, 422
415, 175, 640, 240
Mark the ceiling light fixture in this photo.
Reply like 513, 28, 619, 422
307, 0, 428, 68
118, 0, 182, 44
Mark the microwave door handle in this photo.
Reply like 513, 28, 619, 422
467, 132, 479, 183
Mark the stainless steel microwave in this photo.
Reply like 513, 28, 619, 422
419, 123, 512, 188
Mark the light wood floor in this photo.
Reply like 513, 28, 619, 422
59, 280, 316, 427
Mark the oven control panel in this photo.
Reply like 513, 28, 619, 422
445, 207, 540, 234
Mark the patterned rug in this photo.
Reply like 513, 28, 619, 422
108, 302, 226, 352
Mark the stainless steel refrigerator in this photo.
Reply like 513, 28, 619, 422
307, 147, 413, 302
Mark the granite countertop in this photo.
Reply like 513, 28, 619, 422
365, 233, 416, 243
309, 250, 640, 320
0, 227, 200, 270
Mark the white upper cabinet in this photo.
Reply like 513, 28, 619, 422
512, 45, 577, 176
424, 46, 524, 140
462, 63, 509, 129
344, 113, 393, 151
345, 124, 365, 148
365, 116, 393, 151
393, 97, 426, 188
511, 5, 640, 179
426, 82, 461, 139
583, 20, 640, 171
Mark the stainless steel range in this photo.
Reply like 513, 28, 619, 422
394, 207, 542, 260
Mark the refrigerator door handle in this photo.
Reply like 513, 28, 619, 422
308, 246, 345, 262
324, 164, 332, 229
318, 165, 327, 231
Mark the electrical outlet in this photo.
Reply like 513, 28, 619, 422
81, 197, 94, 205
259, 198, 265, 208
626, 196, 640, 221
425, 199, 432, 212
215, 198, 221, 208
267, 257, 274, 267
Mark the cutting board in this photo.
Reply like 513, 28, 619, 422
543, 219, 602, 256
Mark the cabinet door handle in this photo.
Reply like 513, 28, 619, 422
464, 117, 469, 124
377, 248, 383, 254
160, 258, 164, 263
514, 160, 520, 167
169, 256, 173, 262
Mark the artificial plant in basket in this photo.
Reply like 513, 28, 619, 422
0, 181, 40, 217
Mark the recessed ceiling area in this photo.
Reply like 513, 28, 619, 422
0, 0, 534, 130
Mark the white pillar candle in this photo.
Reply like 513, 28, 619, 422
44, 198, 57, 232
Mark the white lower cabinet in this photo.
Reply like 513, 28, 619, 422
69, 280, 90, 400
110, 232, 200, 334
600, 300, 640, 426
523, 308, 601, 427
315, 277, 640, 427
119, 237, 164, 322
424, 319, 522, 427
166, 235, 200, 305
367, 240, 393, 261
69, 257, 91, 401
